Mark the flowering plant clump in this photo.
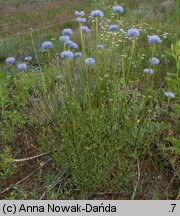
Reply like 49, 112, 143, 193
2, 2, 178, 200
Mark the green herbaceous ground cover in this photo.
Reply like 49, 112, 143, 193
0, 0, 179, 199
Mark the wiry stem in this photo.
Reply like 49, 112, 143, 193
127, 39, 136, 84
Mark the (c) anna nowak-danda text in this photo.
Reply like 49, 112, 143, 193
16, 203, 117, 213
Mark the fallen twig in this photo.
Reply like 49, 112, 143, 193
40, 170, 66, 200
12, 152, 49, 163
131, 161, 141, 200
0, 159, 51, 196
12, 150, 57, 163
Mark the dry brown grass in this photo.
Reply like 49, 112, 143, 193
0, 0, 89, 38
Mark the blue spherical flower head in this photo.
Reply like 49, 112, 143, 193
148, 35, 161, 44
97, 44, 104, 49
165, 92, 175, 98
62, 28, 73, 36
150, 57, 160, 65
91, 10, 104, 19
75, 52, 82, 58
71, 42, 78, 49
42, 41, 53, 50
144, 68, 154, 75
59, 35, 70, 43
24, 56, 32, 61
127, 28, 140, 37
80, 26, 91, 33
17, 63, 28, 71
112, 5, 124, 13
76, 17, 86, 23
85, 57, 96, 66
5, 57, 16, 64
60, 50, 74, 59
75, 11, 85, 17
65, 40, 78, 49
109, 24, 118, 31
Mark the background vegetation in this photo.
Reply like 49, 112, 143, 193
0, 0, 179, 199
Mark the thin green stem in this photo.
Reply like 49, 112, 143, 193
95, 17, 99, 41
127, 39, 136, 84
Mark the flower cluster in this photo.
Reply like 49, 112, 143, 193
75, 52, 82, 58
144, 68, 154, 75
85, 57, 96, 66
127, 28, 140, 37
65, 40, 78, 49
17, 63, 28, 71
63, 28, 73, 36
148, 35, 161, 43
97, 44, 104, 49
4, 5, 166, 89
59, 35, 70, 43
91, 10, 104, 18
112, 5, 124, 13
42, 41, 53, 50
75, 11, 85, 17
165, 92, 175, 98
60, 50, 74, 59
6, 57, 16, 64
109, 24, 118, 31
24, 56, 32, 61
80, 26, 91, 33
76, 17, 86, 23
150, 57, 160, 65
